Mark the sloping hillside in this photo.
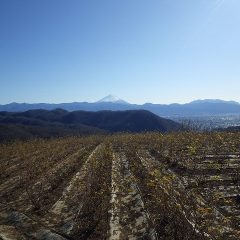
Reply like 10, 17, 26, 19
60, 110, 180, 132
1, 133, 240, 239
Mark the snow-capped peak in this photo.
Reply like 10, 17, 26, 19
97, 95, 128, 104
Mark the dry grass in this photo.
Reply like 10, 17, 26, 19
0, 132, 240, 239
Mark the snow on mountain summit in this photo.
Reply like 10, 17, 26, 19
97, 95, 128, 104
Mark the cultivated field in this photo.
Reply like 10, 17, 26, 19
1, 132, 240, 239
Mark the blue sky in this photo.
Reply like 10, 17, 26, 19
1, 0, 240, 104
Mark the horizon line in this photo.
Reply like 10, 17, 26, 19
0, 98, 240, 106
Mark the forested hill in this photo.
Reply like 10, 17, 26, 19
0, 109, 180, 142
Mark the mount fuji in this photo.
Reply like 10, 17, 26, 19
97, 94, 129, 104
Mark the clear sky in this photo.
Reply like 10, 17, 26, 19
1, 0, 240, 104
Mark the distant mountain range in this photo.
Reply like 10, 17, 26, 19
0, 109, 180, 142
1, 96, 240, 117
189, 99, 239, 105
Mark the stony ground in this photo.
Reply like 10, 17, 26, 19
1, 133, 240, 239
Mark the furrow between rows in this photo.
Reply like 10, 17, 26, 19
109, 151, 157, 240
